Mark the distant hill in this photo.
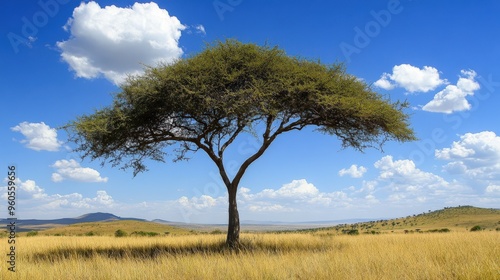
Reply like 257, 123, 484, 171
383, 205, 500, 231
309, 206, 500, 234
34, 220, 193, 237
0, 212, 145, 232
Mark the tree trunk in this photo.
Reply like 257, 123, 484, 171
226, 186, 240, 248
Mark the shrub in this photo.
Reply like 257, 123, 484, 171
85, 231, 96, 236
27, 231, 38, 237
115, 229, 127, 237
131, 231, 159, 237
427, 228, 450, 233
210, 229, 223, 234
470, 225, 482, 232
346, 229, 359, 235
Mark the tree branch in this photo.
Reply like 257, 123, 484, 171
231, 115, 275, 190
195, 139, 232, 189
218, 121, 245, 158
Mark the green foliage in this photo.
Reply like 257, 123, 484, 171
85, 231, 96, 236
345, 229, 359, 235
470, 225, 482, 232
65, 39, 416, 176
27, 231, 39, 237
114, 229, 128, 237
131, 231, 159, 237
210, 229, 224, 234
427, 228, 450, 233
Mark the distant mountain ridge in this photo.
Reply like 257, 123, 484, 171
0, 212, 145, 232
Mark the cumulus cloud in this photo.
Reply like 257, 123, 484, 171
45, 190, 114, 209
177, 195, 225, 210
422, 70, 480, 113
372, 155, 456, 204
436, 131, 500, 180
1, 178, 114, 217
1, 178, 46, 201
246, 179, 351, 210
11, 122, 62, 151
374, 64, 447, 93
374, 155, 448, 188
51, 159, 108, 183
485, 185, 500, 193
57, 1, 185, 85
258, 179, 320, 199
339, 164, 367, 178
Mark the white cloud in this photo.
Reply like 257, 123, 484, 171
247, 179, 352, 210
57, 1, 185, 85
374, 155, 448, 186
195, 24, 206, 35
374, 64, 447, 93
11, 122, 62, 151
93, 190, 114, 206
339, 164, 367, 178
352, 180, 377, 195
485, 185, 500, 193
258, 179, 319, 199
51, 159, 108, 183
436, 131, 500, 180
1, 178, 47, 201
373, 155, 451, 201
177, 195, 224, 210
248, 204, 293, 212
1, 178, 114, 217
422, 70, 480, 113
373, 73, 395, 90
41, 190, 114, 210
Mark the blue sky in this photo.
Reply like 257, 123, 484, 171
1, 0, 499, 223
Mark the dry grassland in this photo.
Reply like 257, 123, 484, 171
1, 231, 499, 279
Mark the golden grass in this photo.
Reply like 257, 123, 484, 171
1, 231, 499, 279
20, 220, 193, 237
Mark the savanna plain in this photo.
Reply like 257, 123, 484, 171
1, 207, 499, 279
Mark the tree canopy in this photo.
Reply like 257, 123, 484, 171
66, 39, 416, 247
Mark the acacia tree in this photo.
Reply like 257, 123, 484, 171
65, 40, 415, 248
